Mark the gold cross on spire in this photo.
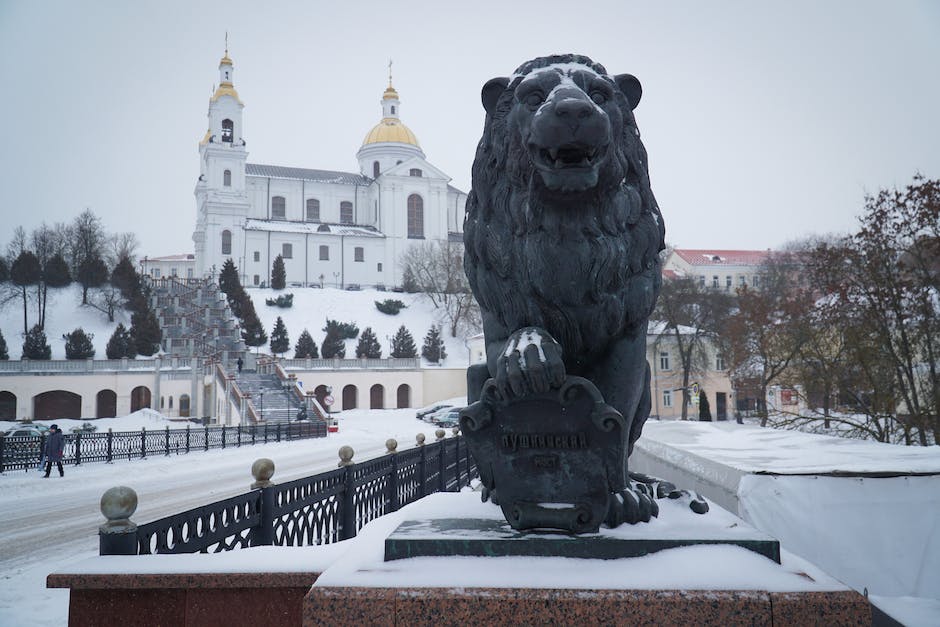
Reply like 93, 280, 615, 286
388, 58, 393, 87
225, 31, 229, 55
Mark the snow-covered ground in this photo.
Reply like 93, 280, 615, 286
0, 285, 128, 360
247, 286, 473, 366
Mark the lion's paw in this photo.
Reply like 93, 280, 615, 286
605, 481, 659, 526
496, 327, 565, 398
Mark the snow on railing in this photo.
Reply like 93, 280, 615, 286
0, 358, 195, 374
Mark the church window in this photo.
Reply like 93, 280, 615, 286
221, 230, 232, 255
282, 243, 293, 259
409, 168, 422, 177
407, 194, 424, 238
373, 161, 380, 178
306, 198, 320, 221
222, 119, 233, 143
319, 245, 329, 261
271, 196, 286, 220
391, 106, 396, 115
377, 262, 383, 272
253, 251, 260, 262
253, 275, 260, 286
223, 169, 231, 187
354, 247, 364, 262
340, 201, 353, 224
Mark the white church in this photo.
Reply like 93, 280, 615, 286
192, 50, 468, 288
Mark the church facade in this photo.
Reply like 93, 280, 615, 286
192, 51, 467, 289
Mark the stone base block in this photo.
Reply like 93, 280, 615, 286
303, 586, 870, 626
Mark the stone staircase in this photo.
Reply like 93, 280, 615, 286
149, 277, 246, 361
233, 372, 302, 424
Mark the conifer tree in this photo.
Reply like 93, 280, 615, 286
110, 255, 138, 298
131, 308, 162, 356
421, 325, 447, 363
77, 254, 108, 305
401, 267, 419, 293
0, 257, 8, 283
355, 327, 382, 358
22, 324, 51, 360
269, 316, 290, 354
698, 391, 712, 421
321, 328, 346, 359
218, 258, 241, 297
271, 255, 286, 290
390, 325, 417, 358
44, 254, 72, 287
0, 329, 8, 360
106, 323, 137, 359
241, 308, 268, 349
294, 329, 319, 359
63, 328, 96, 360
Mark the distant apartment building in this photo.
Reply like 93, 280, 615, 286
664, 249, 772, 292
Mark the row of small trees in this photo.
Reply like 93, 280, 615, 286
269, 316, 447, 362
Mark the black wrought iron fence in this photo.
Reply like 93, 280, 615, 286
0, 422, 328, 473
117, 436, 478, 556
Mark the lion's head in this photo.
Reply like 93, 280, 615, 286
465, 54, 665, 361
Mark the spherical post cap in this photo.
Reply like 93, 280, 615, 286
251, 458, 275, 482
416, 433, 426, 446
452, 426, 460, 436
338, 445, 355, 466
435, 429, 446, 440
385, 438, 398, 453
100, 486, 138, 522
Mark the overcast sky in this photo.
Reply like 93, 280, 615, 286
1, 1, 937, 258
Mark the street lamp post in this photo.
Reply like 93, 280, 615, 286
259, 390, 264, 421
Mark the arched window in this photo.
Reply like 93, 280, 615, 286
222, 119, 233, 143
96, 390, 116, 418
354, 247, 364, 262
179, 394, 191, 418
306, 198, 320, 221
373, 161, 380, 178
33, 390, 81, 420
221, 230, 232, 255
223, 169, 231, 187
340, 201, 353, 224
319, 245, 329, 260
271, 196, 286, 220
407, 194, 424, 238
370, 384, 384, 409
131, 386, 151, 412
0, 391, 17, 420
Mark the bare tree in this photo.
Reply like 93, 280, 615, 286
400, 241, 480, 337
107, 232, 140, 267
69, 209, 106, 274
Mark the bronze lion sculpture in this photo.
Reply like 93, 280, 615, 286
463, 54, 665, 525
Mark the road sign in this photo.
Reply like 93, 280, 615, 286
323, 395, 335, 407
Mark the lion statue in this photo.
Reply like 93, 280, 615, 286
463, 54, 665, 524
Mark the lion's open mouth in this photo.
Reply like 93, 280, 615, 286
537, 143, 604, 170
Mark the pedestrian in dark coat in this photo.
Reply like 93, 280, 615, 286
43, 424, 65, 478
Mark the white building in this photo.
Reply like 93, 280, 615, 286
139, 254, 197, 280
664, 249, 772, 292
192, 50, 467, 288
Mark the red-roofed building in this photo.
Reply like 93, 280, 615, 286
663, 249, 773, 291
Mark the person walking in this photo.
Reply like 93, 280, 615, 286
237, 357, 244, 374
43, 424, 65, 478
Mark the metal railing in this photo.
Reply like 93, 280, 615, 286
109, 435, 477, 555
0, 358, 194, 374
277, 357, 421, 370
0, 422, 327, 473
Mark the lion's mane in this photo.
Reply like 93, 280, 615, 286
464, 54, 666, 370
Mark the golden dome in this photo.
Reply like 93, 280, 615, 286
362, 117, 420, 147
383, 85, 398, 100
220, 54, 233, 66
211, 81, 242, 104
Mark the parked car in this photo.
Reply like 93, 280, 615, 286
288, 282, 304, 288
345, 284, 362, 291
431, 408, 461, 428
416, 403, 452, 422
4, 425, 46, 438
2, 425, 46, 464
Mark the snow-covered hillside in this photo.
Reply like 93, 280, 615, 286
246, 287, 474, 366
0, 285, 129, 360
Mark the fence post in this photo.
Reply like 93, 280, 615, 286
204, 425, 209, 451
75, 432, 82, 466
387, 439, 399, 512
185, 426, 190, 454
0, 435, 5, 473
437, 430, 446, 493
141, 428, 146, 459
276, 423, 281, 443
237, 425, 242, 447
99, 486, 138, 556
164, 427, 170, 456
106, 429, 113, 463
417, 433, 427, 498
222, 424, 226, 449
264, 422, 268, 443
252, 424, 256, 445
338, 446, 356, 540
250, 458, 276, 546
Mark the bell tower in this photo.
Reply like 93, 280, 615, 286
193, 38, 250, 278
